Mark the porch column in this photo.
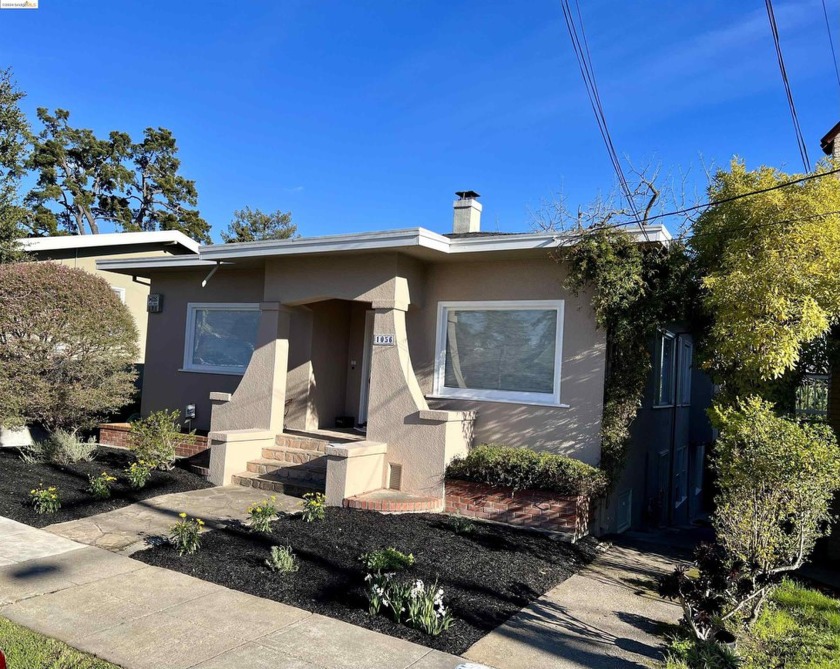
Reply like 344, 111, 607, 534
208, 302, 290, 433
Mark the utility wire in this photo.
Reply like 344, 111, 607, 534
559, 0, 649, 240
765, 0, 811, 172
820, 0, 840, 93
684, 208, 840, 243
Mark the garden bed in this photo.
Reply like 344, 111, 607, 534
0, 446, 211, 528
133, 507, 598, 654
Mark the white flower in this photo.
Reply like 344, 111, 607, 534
364, 573, 372, 582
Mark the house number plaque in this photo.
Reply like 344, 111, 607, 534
373, 334, 395, 346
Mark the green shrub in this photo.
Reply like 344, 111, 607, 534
130, 410, 187, 470
247, 496, 278, 533
169, 513, 204, 556
124, 459, 153, 488
360, 547, 415, 573
301, 492, 325, 522
87, 471, 117, 499
265, 545, 299, 573
448, 513, 477, 536
29, 484, 60, 515
446, 444, 608, 497
20, 430, 97, 465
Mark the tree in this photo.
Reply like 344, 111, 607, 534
691, 159, 840, 389
221, 206, 297, 243
0, 262, 139, 432
0, 68, 30, 264
25, 108, 211, 242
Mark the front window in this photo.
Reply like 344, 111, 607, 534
433, 300, 564, 405
183, 303, 260, 374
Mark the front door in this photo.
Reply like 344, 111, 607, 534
357, 311, 374, 426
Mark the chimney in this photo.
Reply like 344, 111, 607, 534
453, 190, 481, 234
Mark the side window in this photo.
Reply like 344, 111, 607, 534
654, 331, 676, 407
677, 336, 693, 406
111, 286, 126, 304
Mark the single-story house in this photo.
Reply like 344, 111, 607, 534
97, 194, 712, 533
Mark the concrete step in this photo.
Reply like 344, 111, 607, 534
246, 457, 326, 481
231, 470, 324, 498
261, 446, 326, 465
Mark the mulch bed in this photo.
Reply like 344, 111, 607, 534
0, 446, 211, 528
133, 507, 599, 654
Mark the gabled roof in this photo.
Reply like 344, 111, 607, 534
96, 224, 671, 275
19, 230, 200, 255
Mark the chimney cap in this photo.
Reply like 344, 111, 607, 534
455, 190, 480, 200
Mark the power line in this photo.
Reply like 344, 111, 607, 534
559, 0, 649, 240
765, 0, 811, 172
685, 208, 840, 243
820, 0, 840, 92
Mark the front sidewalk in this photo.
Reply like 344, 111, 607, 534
0, 517, 477, 669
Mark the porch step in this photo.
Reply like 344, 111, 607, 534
275, 429, 364, 453
261, 446, 326, 465
246, 457, 326, 481
231, 470, 324, 498
344, 489, 443, 513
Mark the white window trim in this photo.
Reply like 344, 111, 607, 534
676, 335, 693, 407
182, 302, 260, 376
111, 286, 126, 304
432, 300, 565, 407
653, 329, 677, 408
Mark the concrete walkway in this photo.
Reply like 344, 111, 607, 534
45, 485, 299, 553
463, 541, 683, 669
0, 517, 480, 669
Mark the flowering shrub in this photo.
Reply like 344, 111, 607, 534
170, 513, 204, 555
266, 545, 299, 573
364, 574, 455, 636
87, 471, 117, 499
359, 547, 415, 572
124, 459, 153, 489
247, 496, 279, 533
301, 492, 326, 522
130, 410, 186, 470
29, 484, 60, 515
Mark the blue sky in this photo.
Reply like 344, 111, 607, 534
1, 0, 838, 241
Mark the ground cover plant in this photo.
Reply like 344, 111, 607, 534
662, 579, 840, 669
0, 617, 119, 669
133, 506, 598, 654
170, 513, 204, 555
0, 445, 211, 528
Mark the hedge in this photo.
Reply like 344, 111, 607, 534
446, 444, 608, 497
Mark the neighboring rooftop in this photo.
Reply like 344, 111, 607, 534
19, 230, 200, 255
820, 121, 840, 156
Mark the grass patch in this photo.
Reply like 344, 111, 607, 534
0, 617, 119, 669
662, 579, 840, 669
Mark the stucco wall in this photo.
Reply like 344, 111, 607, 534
408, 256, 606, 466
140, 267, 266, 430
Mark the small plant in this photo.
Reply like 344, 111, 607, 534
364, 571, 395, 616
169, 512, 204, 555
130, 410, 189, 470
360, 547, 415, 573
363, 574, 455, 636
124, 459, 153, 489
301, 492, 326, 522
20, 430, 97, 465
87, 471, 117, 499
265, 545, 299, 573
448, 513, 476, 536
29, 485, 60, 515
247, 496, 278, 533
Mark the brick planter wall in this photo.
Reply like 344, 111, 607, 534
445, 479, 591, 539
98, 423, 209, 458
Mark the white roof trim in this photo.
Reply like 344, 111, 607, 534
97, 256, 219, 272
19, 230, 200, 254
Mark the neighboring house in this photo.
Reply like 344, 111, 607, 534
19, 231, 200, 364
97, 195, 712, 533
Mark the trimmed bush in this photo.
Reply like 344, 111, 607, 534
446, 444, 607, 497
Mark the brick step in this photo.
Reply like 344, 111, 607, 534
344, 489, 442, 513
246, 457, 326, 481
261, 446, 326, 465
274, 435, 329, 453
232, 471, 324, 498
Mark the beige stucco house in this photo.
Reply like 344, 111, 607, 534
97, 195, 709, 533
20, 231, 200, 364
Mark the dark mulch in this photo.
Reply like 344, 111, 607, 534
0, 446, 212, 528
133, 507, 599, 654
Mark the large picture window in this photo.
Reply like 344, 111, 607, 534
183, 303, 260, 375
433, 300, 564, 406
